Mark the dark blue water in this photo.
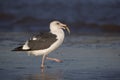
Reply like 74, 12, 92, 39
0, 0, 120, 33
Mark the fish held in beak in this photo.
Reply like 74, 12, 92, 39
62, 25, 70, 34
65, 26, 70, 34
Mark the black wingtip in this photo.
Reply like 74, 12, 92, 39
12, 46, 31, 51
12, 46, 23, 51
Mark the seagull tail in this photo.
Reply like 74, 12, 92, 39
12, 46, 30, 51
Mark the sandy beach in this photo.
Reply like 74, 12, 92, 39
0, 33, 120, 80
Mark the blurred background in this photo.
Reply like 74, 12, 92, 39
1, 1, 120, 80
0, 0, 120, 34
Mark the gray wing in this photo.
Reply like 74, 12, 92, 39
27, 32, 57, 50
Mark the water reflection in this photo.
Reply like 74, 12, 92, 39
23, 70, 63, 80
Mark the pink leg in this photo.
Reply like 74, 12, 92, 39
41, 54, 46, 69
46, 57, 63, 63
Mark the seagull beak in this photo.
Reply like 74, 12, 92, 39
62, 24, 70, 34
65, 26, 70, 34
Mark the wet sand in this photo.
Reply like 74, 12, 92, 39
0, 33, 120, 80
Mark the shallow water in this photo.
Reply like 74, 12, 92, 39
1, 0, 120, 79
0, 32, 120, 80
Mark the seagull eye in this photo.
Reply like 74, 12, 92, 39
56, 23, 60, 25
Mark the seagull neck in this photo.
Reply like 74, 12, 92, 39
50, 29, 65, 39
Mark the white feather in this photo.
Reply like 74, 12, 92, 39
22, 41, 30, 50
27, 21, 65, 56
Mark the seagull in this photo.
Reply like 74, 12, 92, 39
12, 21, 70, 69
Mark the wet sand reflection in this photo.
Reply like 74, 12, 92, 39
23, 70, 63, 80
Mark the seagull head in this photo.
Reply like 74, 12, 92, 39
50, 21, 70, 34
